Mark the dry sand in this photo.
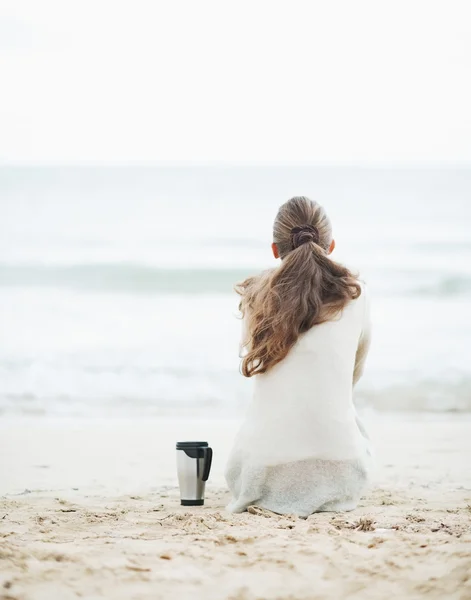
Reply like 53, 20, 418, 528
1, 414, 470, 600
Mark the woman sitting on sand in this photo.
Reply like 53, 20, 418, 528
225, 196, 372, 517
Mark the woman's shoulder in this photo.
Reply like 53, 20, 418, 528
358, 278, 369, 298
349, 279, 371, 327
358, 279, 370, 305
341, 278, 370, 320
235, 268, 275, 311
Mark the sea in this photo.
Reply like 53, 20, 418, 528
1, 165, 470, 417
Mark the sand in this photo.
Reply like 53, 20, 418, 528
1, 414, 471, 600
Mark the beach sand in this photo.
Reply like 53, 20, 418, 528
1, 414, 470, 600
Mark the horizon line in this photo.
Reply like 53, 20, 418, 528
1, 160, 471, 168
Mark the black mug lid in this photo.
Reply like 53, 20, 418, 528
176, 441, 208, 449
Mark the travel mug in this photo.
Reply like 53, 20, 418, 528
176, 441, 213, 506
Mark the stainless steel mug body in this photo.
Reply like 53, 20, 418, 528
176, 441, 212, 506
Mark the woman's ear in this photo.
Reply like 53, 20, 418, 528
328, 239, 336, 254
271, 243, 280, 259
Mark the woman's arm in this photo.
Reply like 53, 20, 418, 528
353, 327, 371, 386
353, 286, 372, 387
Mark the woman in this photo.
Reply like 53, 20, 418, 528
225, 196, 372, 517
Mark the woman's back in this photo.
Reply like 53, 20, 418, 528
249, 287, 370, 462
226, 289, 372, 516
225, 196, 372, 517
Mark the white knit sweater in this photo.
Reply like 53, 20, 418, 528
225, 284, 372, 517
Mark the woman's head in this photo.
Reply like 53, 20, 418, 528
237, 196, 361, 378
271, 196, 335, 259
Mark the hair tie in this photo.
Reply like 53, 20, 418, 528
290, 225, 319, 249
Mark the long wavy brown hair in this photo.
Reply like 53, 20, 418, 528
236, 196, 361, 377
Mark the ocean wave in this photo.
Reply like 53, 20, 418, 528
1, 375, 471, 416
0, 263, 252, 294
410, 276, 471, 297
356, 379, 471, 412
2, 262, 471, 297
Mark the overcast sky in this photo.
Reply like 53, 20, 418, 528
0, 0, 470, 164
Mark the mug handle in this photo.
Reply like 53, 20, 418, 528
202, 447, 213, 482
